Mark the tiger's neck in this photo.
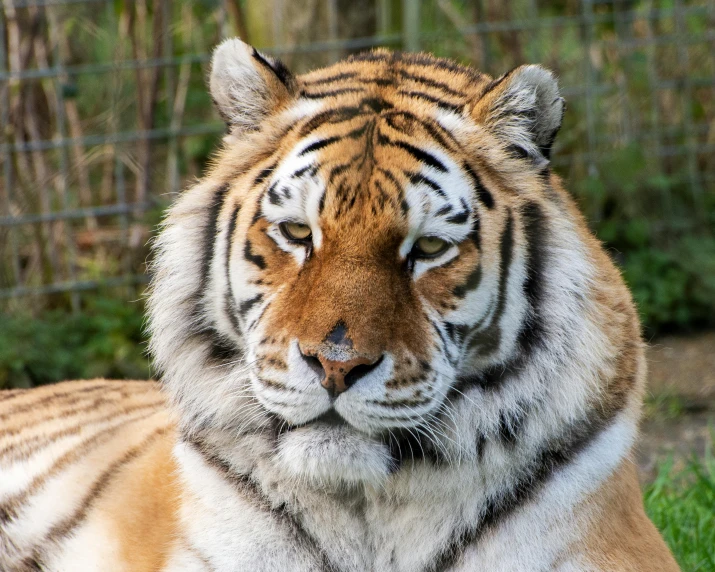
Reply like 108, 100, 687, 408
171, 404, 638, 571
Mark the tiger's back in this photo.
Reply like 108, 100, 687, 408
0, 380, 179, 571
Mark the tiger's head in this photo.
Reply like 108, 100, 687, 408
149, 40, 640, 487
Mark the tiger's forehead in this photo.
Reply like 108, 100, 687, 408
261, 107, 478, 249
297, 50, 491, 109
235, 51, 505, 255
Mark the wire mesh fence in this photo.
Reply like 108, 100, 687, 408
1, 0, 714, 311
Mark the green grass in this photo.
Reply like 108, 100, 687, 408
645, 451, 715, 571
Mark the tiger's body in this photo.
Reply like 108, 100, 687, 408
0, 40, 679, 572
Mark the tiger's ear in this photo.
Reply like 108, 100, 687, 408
473, 65, 564, 166
209, 38, 296, 137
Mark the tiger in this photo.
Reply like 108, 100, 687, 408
0, 38, 679, 572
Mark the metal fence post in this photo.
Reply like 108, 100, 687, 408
403, 0, 421, 52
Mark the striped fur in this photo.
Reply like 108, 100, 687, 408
0, 40, 678, 571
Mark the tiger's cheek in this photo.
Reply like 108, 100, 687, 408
243, 219, 299, 289
415, 242, 480, 315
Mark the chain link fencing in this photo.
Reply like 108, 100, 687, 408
1, 0, 713, 314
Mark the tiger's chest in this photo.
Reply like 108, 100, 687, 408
172, 441, 588, 572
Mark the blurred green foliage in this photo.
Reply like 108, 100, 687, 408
0, 296, 150, 390
572, 144, 715, 334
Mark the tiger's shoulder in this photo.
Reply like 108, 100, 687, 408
0, 380, 181, 572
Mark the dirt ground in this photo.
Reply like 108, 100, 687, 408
637, 332, 715, 481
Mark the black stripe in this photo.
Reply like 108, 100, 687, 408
435, 204, 452, 216
200, 184, 230, 291
0, 409, 160, 524
515, 201, 548, 355
377, 133, 448, 172
253, 164, 275, 187
467, 216, 481, 250
360, 97, 393, 113
299, 136, 341, 156
385, 426, 448, 470
243, 240, 266, 270
407, 172, 445, 197
479, 69, 516, 98
383, 110, 460, 152
300, 87, 364, 99
431, 319, 448, 352
0, 402, 162, 462
29, 427, 168, 568
303, 71, 359, 86
445, 198, 471, 225
430, 414, 615, 572
292, 165, 314, 179
376, 168, 407, 216
192, 184, 241, 363
328, 163, 351, 186
398, 70, 466, 98
463, 163, 494, 209
267, 183, 283, 206
224, 205, 241, 334
0, 383, 118, 423
444, 322, 457, 342
346, 51, 395, 64
399, 90, 463, 113
0, 385, 144, 439
464, 210, 514, 358
378, 167, 402, 193
497, 406, 528, 447
446, 208, 469, 225
407, 53, 484, 79
453, 265, 482, 299
3, 408, 159, 468
446, 211, 468, 225
184, 436, 336, 572
299, 106, 362, 137
239, 294, 263, 318
251, 48, 292, 88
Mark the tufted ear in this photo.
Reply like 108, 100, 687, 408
209, 38, 296, 137
473, 65, 564, 166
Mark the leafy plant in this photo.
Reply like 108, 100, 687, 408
0, 296, 150, 389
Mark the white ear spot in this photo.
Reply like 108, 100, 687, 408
485, 65, 565, 165
209, 38, 294, 137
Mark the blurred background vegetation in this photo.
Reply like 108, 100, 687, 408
0, 0, 713, 388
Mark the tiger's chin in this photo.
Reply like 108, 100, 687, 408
274, 420, 393, 488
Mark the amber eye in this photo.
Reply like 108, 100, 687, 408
412, 236, 449, 258
279, 221, 312, 242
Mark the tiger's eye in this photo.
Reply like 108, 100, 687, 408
280, 221, 312, 242
414, 236, 449, 257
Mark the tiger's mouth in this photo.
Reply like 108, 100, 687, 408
313, 408, 350, 427
280, 408, 351, 433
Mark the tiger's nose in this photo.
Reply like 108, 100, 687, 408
300, 350, 383, 398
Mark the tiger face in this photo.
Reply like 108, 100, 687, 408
150, 40, 571, 485
244, 102, 480, 433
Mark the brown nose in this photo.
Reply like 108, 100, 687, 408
300, 321, 384, 398
301, 350, 383, 398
